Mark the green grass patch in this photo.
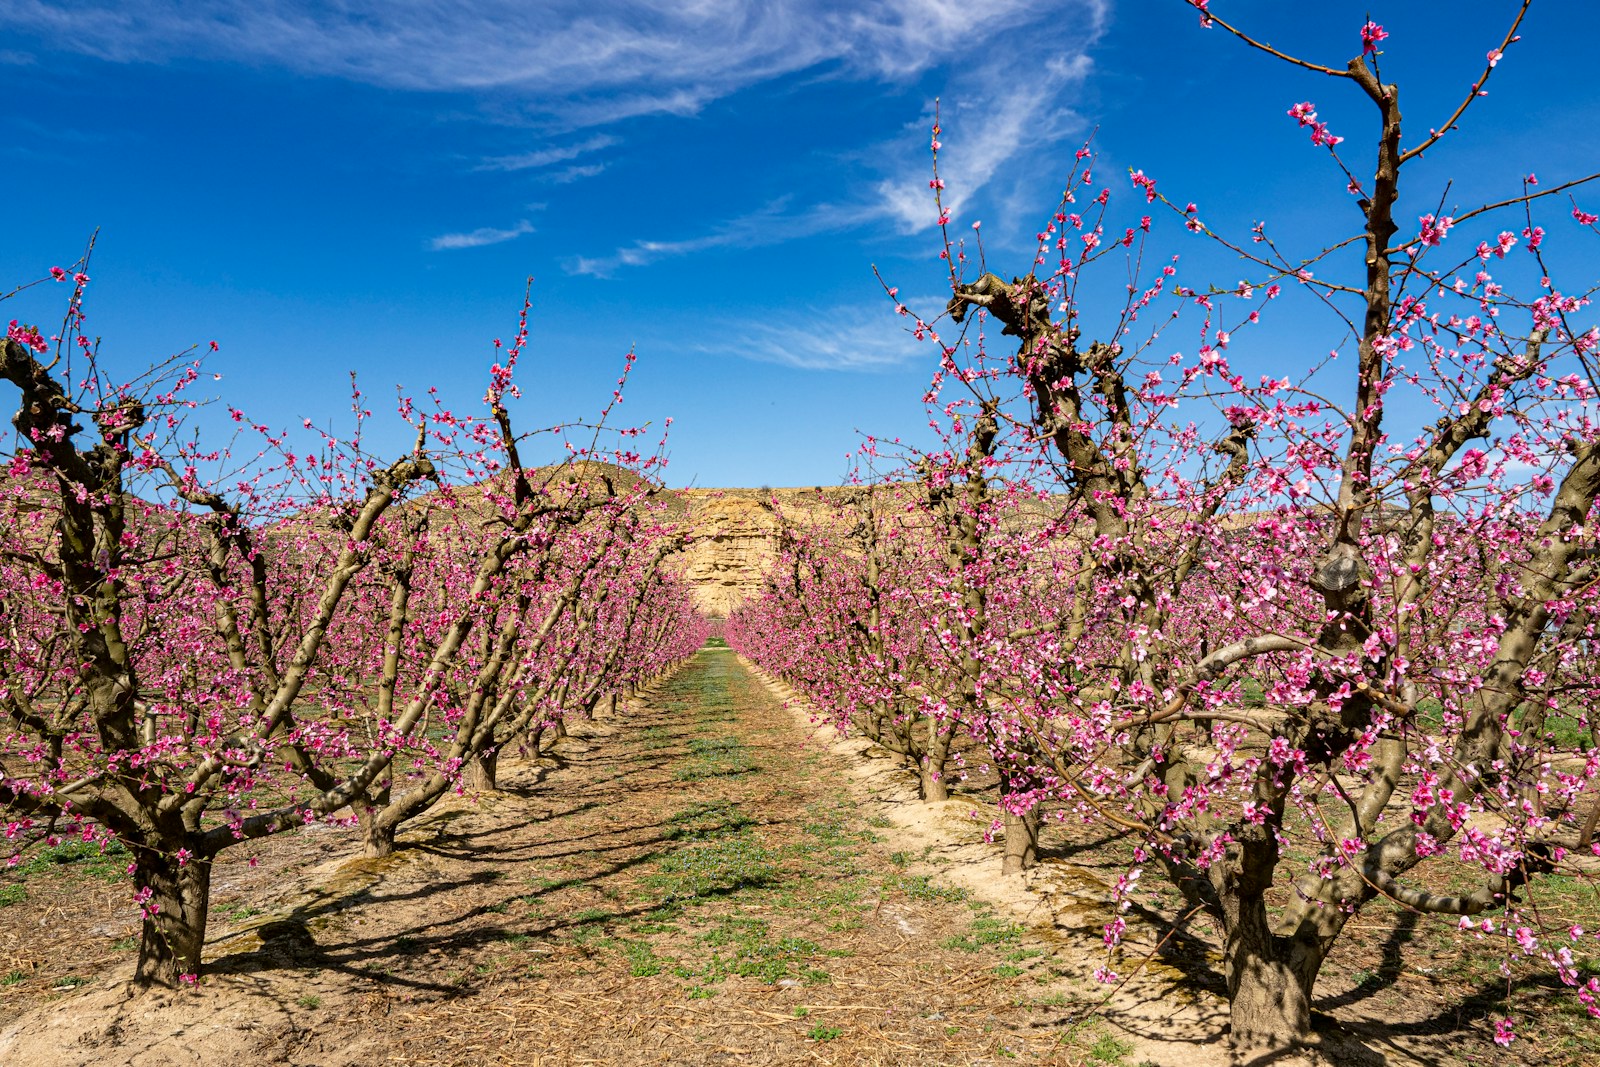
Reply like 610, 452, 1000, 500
623, 941, 664, 977
677, 915, 829, 984
674, 737, 760, 781
944, 913, 1024, 953
642, 835, 780, 900
884, 873, 967, 903
1087, 1033, 1135, 1064
663, 800, 755, 842
9, 840, 129, 884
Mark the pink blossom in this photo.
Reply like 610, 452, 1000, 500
1418, 214, 1455, 247
1360, 21, 1388, 54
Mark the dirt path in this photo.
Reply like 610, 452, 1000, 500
1, 648, 1128, 1066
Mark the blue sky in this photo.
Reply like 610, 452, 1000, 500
2, 1, 1597, 487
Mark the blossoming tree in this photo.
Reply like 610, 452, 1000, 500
0, 262, 701, 987
738, 1, 1600, 1052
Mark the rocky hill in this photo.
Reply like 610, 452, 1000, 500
673, 487, 846, 618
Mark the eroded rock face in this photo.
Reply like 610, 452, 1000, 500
676, 494, 782, 618
672, 488, 843, 619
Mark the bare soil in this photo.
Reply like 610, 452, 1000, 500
2, 648, 1594, 1066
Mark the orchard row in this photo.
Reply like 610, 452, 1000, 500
0, 279, 708, 988
731, 4, 1599, 1055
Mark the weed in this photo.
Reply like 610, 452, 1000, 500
1088, 1033, 1135, 1064
801, 812, 856, 849
995, 964, 1024, 978
643, 835, 779, 899
663, 800, 755, 842
674, 737, 759, 781
807, 1024, 842, 1042
2, 970, 25, 985
296, 994, 322, 1009
944, 914, 1024, 953
624, 942, 662, 977
885, 873, 966, 903
794, 1006, 810, 1018
10, 841, 129, 884
570, 925, 609, 948
0, 884, 24, 907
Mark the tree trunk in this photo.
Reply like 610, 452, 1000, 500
1001, 805, 1039, 876
464, 748, 499, 792
919, 721, 952, 802
999, 768, 1039, 875
359, 805, 397, 859
1224, 922, 1316, 1049
1215, 837, 1319, 1050
133, 849, 212, 987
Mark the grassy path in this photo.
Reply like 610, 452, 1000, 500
8, 647, 1596, 1066
0, 647, 1114, 1066
374, 647, 1103, 1066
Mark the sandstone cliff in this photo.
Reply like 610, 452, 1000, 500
672, 487, 846, 618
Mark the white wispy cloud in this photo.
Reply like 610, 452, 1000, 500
568, 198, 873, 276
567, 45, 1101, 276
7, 0, 1112, 288
429, 219, 534, 250
476, 134, 617, 173
0, 2, 1094, 124
688, 295, 950, 371
545, 162, 608, 185
875, 52, 1095, 233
